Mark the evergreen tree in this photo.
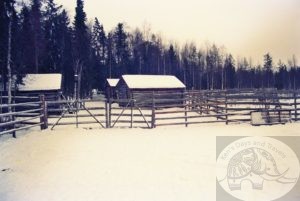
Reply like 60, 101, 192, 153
263, 53, 273, 88
0, 0, 8, 87
196, 50, 205, 89
57, 10, 74, 96
236, 57, 249, 88
0, 0, 11, 84
19, 5, 35, 73
130, 28, 144, 74
92, 18, 106, 64
43, 0, 62, 72
91, 18, 107, 90
1, 0, 23, 91
113, 23, 130, 76
224, 54, 236, 89
106, 32, 115, 78
10, 3, 22, 75
168, 44, 178, 76
73, 0, 91, 97
275, 61, 288, 89
30, 0, 44, 73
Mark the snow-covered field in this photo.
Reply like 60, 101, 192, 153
0, 123, 300, 201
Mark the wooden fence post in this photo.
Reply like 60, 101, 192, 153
105, 99, 109, 128
39, 95, 48, 130
12, 96, 16, 138
184, 90, 188, 127
294, 91, 297, 121
225, 91, 228, 125
151, 91, 156, 128
109, 98, 112, 128
130, 94, 133, 128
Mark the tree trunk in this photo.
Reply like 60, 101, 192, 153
7, 11, 12, 118
221, 67, 225, 90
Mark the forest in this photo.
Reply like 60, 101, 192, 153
1, 0, 300, 97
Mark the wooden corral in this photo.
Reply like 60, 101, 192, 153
1, 89, 300, 138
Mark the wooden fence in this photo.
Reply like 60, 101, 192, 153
1, 89, 300, 137
0, 95, 48, 137
151, 89, 299, 127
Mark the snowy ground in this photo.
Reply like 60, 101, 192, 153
0, 123, 300, 201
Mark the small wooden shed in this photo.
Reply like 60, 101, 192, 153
116, 75, 186, 107
1, 74, 62, 101
106, 78, 120, 101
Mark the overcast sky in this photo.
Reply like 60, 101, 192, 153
55, 0, 300, 65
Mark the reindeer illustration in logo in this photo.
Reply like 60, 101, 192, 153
219, 147, 298, 191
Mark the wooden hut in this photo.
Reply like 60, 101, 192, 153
1, 73, 62, 102
116, 75, 186, 107
106, 78, 120, 101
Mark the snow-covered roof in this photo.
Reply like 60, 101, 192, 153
121, 75, 186, 89
107, 79, 119, 87
18, 74, 62, 91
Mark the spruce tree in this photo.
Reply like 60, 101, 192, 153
19, 5, 35, 73
113, 23, 129, 76
58, 10, 74, 96
43, 0, 62, 72
224, 54, 236, 89
263, 53, 273, 88
73, 0, 91, 97
91, 18, 107, 90
30, 0, 44, 73
92, 18, 106, 63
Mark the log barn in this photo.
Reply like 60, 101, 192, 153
115, 75, 186, 107
0, 74, 62, 104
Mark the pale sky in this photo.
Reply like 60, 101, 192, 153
56, 0, 300, 65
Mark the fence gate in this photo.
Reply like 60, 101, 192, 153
48, 97, 107, 129
108, 93, 152, 128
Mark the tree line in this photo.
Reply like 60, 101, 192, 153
1, 0, 300, 98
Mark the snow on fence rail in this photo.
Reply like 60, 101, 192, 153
0, 95, 48, 137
